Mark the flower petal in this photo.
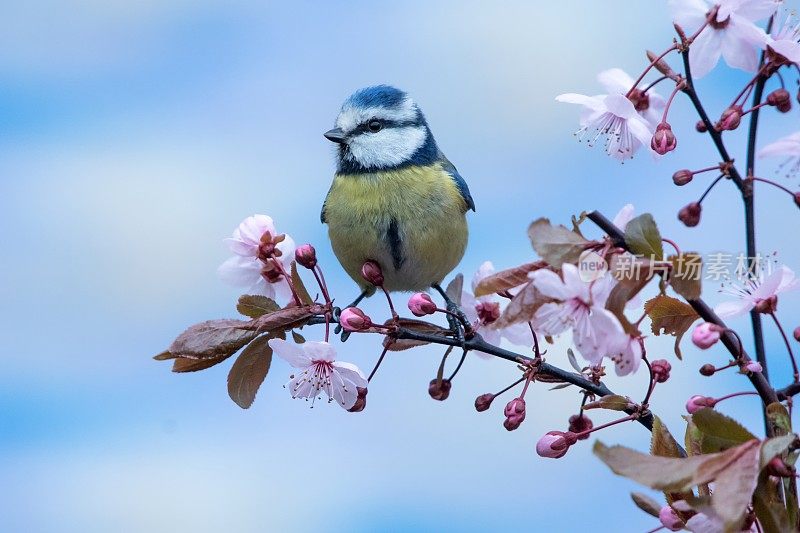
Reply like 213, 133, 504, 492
530, 269, 574, 300
269, 338, 312, 368
689, 28, 724, 78
302, 341, 337, 362
597, 68, 634, 95
714, 299, 754, 318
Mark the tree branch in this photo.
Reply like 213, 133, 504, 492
586, 211, 779, 410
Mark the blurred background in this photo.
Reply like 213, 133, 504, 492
3, 1, 800, 531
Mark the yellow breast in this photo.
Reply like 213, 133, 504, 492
323, 163, 469, 292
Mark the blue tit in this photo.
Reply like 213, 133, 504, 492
321, 85, 475, 302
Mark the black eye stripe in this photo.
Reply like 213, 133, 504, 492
355, 119, 418, 134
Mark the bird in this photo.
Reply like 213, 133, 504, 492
321, 85, 475, 314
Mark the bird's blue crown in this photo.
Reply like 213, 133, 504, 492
332, 85, 439, 173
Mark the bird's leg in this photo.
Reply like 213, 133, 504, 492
432, 283, 471, 344
334, 289, 370, 341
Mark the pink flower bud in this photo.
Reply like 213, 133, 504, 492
474, 393, 495, 412
795, 192, 800, 209
658, 505, 684, 531
692, 322, 721, 349
347, 387, 368, 413
339, 307, 372, 332
767, 88, 792, 113
695, 119, 708, 133
568, 414, 593, 439
754, 295, 778, 314
294, 244, 317, 269
535, 430, 578, 459
503, 397, 526, 431
699, 363, 716, 376
744, 361, 763, 374
717, 105, 743, 131
408, 293, 437, 317
672, 169, 693, 186
794, 326, 800, 342
650, 359, 672, 383
428, 378, 451, 401
651, 122, 677, 155
765, 456, 796, 477
686, 395, 717, 414
360, 260, 384, 287
678, 202, 702, 227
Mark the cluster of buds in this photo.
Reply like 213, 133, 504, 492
678, 201, 702, 227
294, 244, 317, 269
766, 88, 792, 113
361, 260, 384, 287
691, 322, 722, 349
651, 122, 677, 155
428, 378, 452, 401
339, 307, 373, 332
536, 431, 578, 459
408, 293, 437, 317
650, 359, 671, 383
568, 414, 593, 440
686, 395, 717, 414
503, 398, 526, 430
715, 105, 743, 131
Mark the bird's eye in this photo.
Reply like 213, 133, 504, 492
367, 120, 382, 132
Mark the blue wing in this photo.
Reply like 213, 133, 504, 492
439, 155, 475, 212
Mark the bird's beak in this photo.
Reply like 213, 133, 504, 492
324, 128, 347, 144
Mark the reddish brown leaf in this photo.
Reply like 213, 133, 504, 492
291, 262, 315, 306
473, 261, 547, 297
383, 318, 449, 351
528, 218, 590, 267
227, 335, 273, 409
492, 281, 553, 329
644, 295, 700, 359
172, 354, 232, 373
251, 305, 323, 333
167, 319, 258, 360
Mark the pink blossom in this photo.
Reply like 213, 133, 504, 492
758, 131, 800, 177
530, 265, 623, 366
339, 307, 372, 332
607, 333, 644, 376
462, 261, 531, 353
658, 505, 684, 531
669, 0, 777, 78
692, 322, 722, 349
715, 265, 799, 318
217, 215, 295, 301
555, 92, 655, 161
766, 12, 800, 64
596, 68, 666, 129
268, 339, 368, 410
535, 431, 577, 459
686, 394, 717, 414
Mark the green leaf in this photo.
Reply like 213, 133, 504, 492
710, 440, 760, 532
528, 218, 589, 268
691, 407, 756, 453
766, 402, 792, 436
644, 294, 700, 359
445, 274, 464, 306
624, 214, 664, 260
753, 474, 791, 533
237, 295, 280, 318
584, 395, 633, 412
291, 262, 315, 306
473, 261, 547, 297
630, 492, 662, 518
760, 435, 797, 469
166, 319, 258, 359
667, 253, 703, 301
651, 417, 684, 458
227, 334, 273, 409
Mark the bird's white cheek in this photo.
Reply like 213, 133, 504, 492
346, 126, 427, 168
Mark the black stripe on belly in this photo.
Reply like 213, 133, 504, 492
386, 218, 404, 271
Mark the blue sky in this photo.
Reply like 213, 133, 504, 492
2, 1, 800, 532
